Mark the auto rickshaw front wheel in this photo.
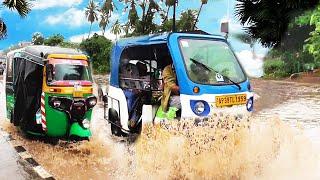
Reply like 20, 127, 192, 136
108, 109, 125, 137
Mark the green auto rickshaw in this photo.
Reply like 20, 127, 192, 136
5, 46, 97, 139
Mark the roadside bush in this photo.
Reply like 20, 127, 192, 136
80, 33, 113, 74
263, 58, 288, 78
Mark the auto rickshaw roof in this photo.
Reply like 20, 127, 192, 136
115, 32, 225, 48
17, 45, 84, 66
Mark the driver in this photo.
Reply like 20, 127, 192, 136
161, 63, 181, 112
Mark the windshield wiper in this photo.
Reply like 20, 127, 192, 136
190, 58, 241, 90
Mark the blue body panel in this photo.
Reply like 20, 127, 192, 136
110, 34, 167, 87
167, 33, 250, 95
110, 32, 250, 95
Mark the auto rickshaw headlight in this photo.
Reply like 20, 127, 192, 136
194, 101, 205, 114
86, 96, 97, 109
53, 100, 61, 108
246, 97, 254, 112
190, 100, 210, 116
82, 119, 90, 129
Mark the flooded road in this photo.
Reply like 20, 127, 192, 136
0, 77, 320, 179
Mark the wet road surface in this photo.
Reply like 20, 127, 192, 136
0, 135, 31, 180
0, 79, 32, 180
0, 77, 319, 179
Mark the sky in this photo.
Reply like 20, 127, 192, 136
0, 0, 268, 77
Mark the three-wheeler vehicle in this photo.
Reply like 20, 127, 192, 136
103, 32, 254, 136
5, 46, 97, 139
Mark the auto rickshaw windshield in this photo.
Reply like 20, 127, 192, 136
179, 38, 246, 85
47, 59, 93, 86
53, 64, 92, 81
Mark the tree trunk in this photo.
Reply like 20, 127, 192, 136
193, 3, 204, 30
162, 6, 171, 24
173, 1, 176, 32
88, 23, 93, 39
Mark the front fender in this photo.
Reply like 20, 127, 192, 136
69, 123, 91, 138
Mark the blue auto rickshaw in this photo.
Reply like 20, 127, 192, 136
103, 32, 254, 136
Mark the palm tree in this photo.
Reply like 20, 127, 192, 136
161, 0, 176, 23
193, 0, 208, 30
0, 19, 7, 40
2, 0, 31, 17
99, 11, 109, 36
178, 10, 197, 32
111, 20, 121, 40
85, 0, 99, 39
101, 0, 115, 14
1, 0, 31, 39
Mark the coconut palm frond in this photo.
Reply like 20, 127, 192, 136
2, 0, 32, 17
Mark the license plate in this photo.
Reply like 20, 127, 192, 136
215, 94, 247, 107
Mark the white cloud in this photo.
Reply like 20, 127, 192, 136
44, 8, 87, 28
32, 0, 82, 10
69, 30, 119, 43
236, 50, 264, 78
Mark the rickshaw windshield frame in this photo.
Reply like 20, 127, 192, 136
46, 59, 93, 87
177, 37, 247, 86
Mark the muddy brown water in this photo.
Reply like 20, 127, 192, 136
0, 78, 320, 179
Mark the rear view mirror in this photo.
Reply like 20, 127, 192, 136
46, 64, 54, 83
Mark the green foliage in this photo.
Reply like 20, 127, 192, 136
80, 34, 113, 74
3, 0, 31, 17
302, 6, 320, 64
263, 58, 288, 78
0, 19, 7, 40
119, 0, 205, 37
44, 34, 64, 46
294, 5, 320, 66
111, 20, 122, 39
1, 0, 31, 39
85, 0, 99, 38
178, 10, 197, 32
264, 48, 316, 78
235, 0, 319, 48
32, 32, 44, 45
59, 41, 80, 49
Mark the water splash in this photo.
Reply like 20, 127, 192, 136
111, 114, 320, 180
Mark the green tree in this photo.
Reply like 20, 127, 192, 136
1, 0, 31, 39
99, 11, 110, 36
121, 0, 161, 36
178, 10, 197, 32
99, 0, 116, 36
160, 0, 176, 23
111, 20, 122, 40
85, 0, 99, 39
80, 33, 113, 73
0, 19, 7, 39
44, 34, 64, 46
235, 0, 319, 48
296, 6, 320, 66
32, 32, 45, 45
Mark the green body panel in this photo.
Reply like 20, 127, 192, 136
44, 93, 93, 137
69, 123, 92, 137
6, 95, 15, 120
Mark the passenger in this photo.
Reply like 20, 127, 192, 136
161, 63, 181, 113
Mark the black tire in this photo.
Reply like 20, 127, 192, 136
10, 110, 14, 124
108, 109, 124, 137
